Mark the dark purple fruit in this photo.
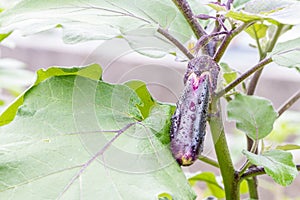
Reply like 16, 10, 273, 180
170, 72, 210, 166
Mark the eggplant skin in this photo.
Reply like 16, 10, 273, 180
170, 72, 210, 166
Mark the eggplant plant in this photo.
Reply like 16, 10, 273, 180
0, 0, 300, 199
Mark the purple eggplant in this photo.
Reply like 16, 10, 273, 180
170, 56, 219, 166
170, 72, 210, 166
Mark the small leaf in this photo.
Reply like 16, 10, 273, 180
239, 180, 249, 194
188, 172, 225, 198
227, 94, 277, 140
220, 62, 238, 85
245, 23, 268, 39
243, 149, 298, 186
0, 31, 11, 42
269, 37, 300, 72
276, 144, 300, 151
158, 192, 173, 200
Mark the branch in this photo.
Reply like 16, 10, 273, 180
171, 0, 206, 39
213, 22, 254, 62
277, 90, 300, 117
247, 24, 284, 95
157, 27, 194, 60
57, 122, 136, 199
198, 155, 220, 168
241, 165, 300, 180
216, 57, 272, 98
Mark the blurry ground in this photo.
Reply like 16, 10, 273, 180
0, 30, 299, 200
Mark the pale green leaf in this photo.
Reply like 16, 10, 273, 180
227, 94, 278, 140
243, 149, 298, 186
0, 0, 201, 58
233, 0, 251, 9
226, 0, 300, 25
269, 37, 300, 72
244, 0, 295, 14
0, 72, 195, 199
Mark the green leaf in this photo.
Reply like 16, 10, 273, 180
0, 31, 11, 42
188, 172, 225, 198
233, 0, 251, 9
158, 192, 173, 200
124, 81, 155, 118
269, 37, 300, 72
226, 10, 262, 22
0, 63, 102, 126
220, 62, 238, 85
226, 0, 300, 25
245, 23, 268, 39
276, 144, 300, 151
0, 0, 199, 58
0, 73, 196, 199
239, 179, 249, 194
243, 149, 298, 186
244, 0, 295, 14
207, 3, 226, 12
227, 94, 278, 140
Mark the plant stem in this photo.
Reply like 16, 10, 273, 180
157, 27, 194, 60
198, 155, 220, 168
209, 98, 239, 199
213, 22, 254, 62
246, 176, 259, 199
241, 165, 300, 180
238, 161, 251, 176
171, 0, 206, 39
247, 24, 283, 95
216, 57, 272, 98
245, 24, 284, 199
277, 90, 300, 117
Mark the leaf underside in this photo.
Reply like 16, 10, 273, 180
0, 66, 196, 199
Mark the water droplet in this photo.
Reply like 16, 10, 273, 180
190, 114, 196, 120
189, 101, 196, 111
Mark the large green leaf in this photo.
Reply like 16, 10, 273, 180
269, 37, 300, 72
227, 94, 277, 140
226, 0, 300, 25
0, 0, 203, 57
243, 149, 298, 186
0, 70, 195, 199
0, 63, 102, 126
